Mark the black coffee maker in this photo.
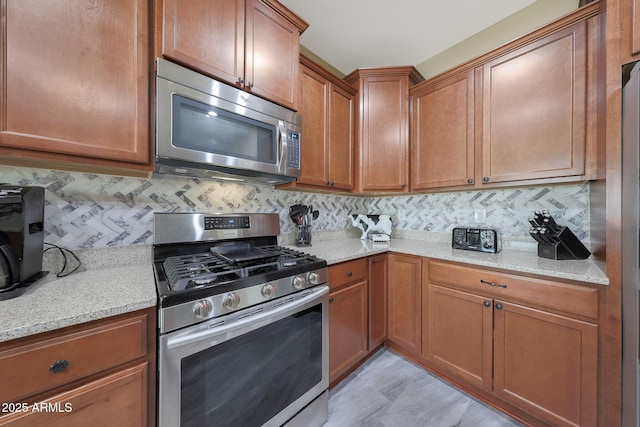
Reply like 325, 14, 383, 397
0, 185, 46, 300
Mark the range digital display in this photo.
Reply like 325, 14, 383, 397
204, 216, 250, 230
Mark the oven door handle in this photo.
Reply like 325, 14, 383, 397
165, 285, 329, 351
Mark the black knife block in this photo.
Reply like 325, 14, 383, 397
537, 226, 591, 260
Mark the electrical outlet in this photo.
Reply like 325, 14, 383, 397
473, 209, 487, 223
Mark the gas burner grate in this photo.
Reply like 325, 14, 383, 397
163, 254, 248, 291
161, 245, 322, 292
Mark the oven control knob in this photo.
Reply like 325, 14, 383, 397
222, 292, 240, 310
307, 272, 320, 286
292, 275, 306, 290
261, 283, 276, 299
193, 300, 212, 319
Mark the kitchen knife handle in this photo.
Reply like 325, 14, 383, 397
529, 229, 545, 244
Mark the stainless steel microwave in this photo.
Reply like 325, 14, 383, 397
155, 59, 302, 184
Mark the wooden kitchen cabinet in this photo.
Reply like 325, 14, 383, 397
410, 69, 475, 190
328, 259, 368, 384
387, 254, 422, 354
481, 20, 591, 184
0, 0, 150, 172
0, 308, 156, 426
493, 300, 598, 427
281, 56, 355, 191
426, 284, 493, 390
368, 254, 388, 350
159, 0, 308, 110
629, 0, 640, 57
426, 260, 599, 426
345, 67, 424, 193
0, 364, 148, 427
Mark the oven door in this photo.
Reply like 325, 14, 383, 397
158, 286, 329, 427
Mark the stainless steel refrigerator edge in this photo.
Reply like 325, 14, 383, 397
622, 61, 640, 427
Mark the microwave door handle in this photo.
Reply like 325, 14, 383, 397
277, 123, 286, 170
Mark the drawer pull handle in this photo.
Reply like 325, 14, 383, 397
480, 279, 507, 288
50, 359, 69, 374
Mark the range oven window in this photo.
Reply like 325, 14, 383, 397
180, 304, 323, 427
172, 94, 278, 164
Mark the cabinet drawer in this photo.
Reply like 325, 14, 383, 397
0, 313, 148, 403
428, 261, 598, 319
0, 363, 148, 426
328, 258, 367, 290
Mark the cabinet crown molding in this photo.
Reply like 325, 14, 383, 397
344, 66, 425, 86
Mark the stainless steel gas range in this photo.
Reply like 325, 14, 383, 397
153, 213, 329, 427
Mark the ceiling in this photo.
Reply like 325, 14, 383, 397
279, 0, 538, 75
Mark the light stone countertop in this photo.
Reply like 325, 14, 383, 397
0, 246, 156, 343
286, 237, 609, 286
0, 235, 608, 344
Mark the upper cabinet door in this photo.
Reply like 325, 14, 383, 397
161, 0, 245, 86
362, 76, 408, 191
411, 69, 475, 190
297, 64, 329, 188
0, 0, 150, 165
160, 0, 305, 110
327, 84, 355, 190
481, 21, 588, 184
245, 0, 300, 110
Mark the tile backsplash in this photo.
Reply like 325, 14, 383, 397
2, 166, 590, 249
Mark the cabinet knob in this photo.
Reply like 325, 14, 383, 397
50, 359, 69, 374
237, 77, 244, 86
482, 177, 489, 183
347, 271, 352, 277
329, 297, 334, 304
400, 183, 406, 189
483, 301, 491, 307
330, 181, 334, 186
495, 303, 503, 310
467, 178, 474, 184
372, 259, 376, 264
327, 181, 331, 186
247, 82, 254, 89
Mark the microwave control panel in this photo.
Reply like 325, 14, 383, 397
287, 131, 300, 169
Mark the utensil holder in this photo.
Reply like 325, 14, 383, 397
537, 226, 591, 260
295, 225, 312, 247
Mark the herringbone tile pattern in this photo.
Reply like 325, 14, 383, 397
1, 166, 589, 249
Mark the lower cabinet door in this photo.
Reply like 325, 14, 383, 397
493, 301, 598, 427
368, 255, 388, 350
387, 254, 422, 354
0, 363, 148, 427
329, 281, 368, 383
426, 284, 493, 390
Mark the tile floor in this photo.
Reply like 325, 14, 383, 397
325, 348, 523, 427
